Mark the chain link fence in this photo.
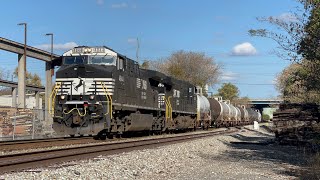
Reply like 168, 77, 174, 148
0, 107, 52, 141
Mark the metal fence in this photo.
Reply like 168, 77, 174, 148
0, 107, 50, 141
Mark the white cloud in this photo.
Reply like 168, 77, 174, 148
111, 2, 128, 8
231, 42, 257, 56
35, 42, 78, 51
221, 71, 239, 81
96, 0, 104, 5
273, 13, 299, 22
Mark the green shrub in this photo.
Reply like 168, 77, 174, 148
262, 114, 270, 121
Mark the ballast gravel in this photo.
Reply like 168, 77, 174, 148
1, 125, 307, 180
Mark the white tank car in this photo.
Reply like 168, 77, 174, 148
221, 101, 231, 120
239, 105, 249, 124
235, 107, 242, 121
208, 97, 232, 127
225, 101, 237, 121
196, 94, 211, 129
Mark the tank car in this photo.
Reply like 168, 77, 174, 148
238, 105, 249, 125
227, 101, 239, 126
247, 108, 262, 124
196, 87, 211, 129
51, 46, 198, 139
208, 97, 232, 127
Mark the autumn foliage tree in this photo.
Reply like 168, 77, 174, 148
14, 67, 42, 87
217, 83, 239, 101
276, 60, 320, 103
150, 50, 221, 89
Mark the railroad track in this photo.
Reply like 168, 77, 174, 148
0, 137, 96, 152
0, 128, 238, 174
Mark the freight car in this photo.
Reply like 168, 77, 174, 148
50, 46, 261, 139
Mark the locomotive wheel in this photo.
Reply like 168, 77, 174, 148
97, 131, 107, 140
107, 134, 114, 139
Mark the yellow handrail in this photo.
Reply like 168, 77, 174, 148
49, 82, 61, 115
164, 96, 173, 123
167, 96, 172, 121
164, 97, 169, 121
100, 82, 113, 119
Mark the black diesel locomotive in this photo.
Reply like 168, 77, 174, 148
51, 46, 260, 139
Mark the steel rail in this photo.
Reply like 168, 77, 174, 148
0, 128, 238, 174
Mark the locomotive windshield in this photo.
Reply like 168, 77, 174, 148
63, 56, 88, 65
62, 55, 116, 66
89, 55, 116, 65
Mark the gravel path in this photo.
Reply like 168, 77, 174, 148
1, 126, 307, 180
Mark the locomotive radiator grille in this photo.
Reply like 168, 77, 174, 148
56, 78, 115, 96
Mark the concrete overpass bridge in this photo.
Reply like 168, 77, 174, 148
248, 99, 283, 113
249, 99, 283, 105
0, 37, 62, 129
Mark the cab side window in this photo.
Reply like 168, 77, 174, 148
117, 58, 124, 70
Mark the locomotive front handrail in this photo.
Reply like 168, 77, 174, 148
63, 107, 87, 117
100, 82, 113, 119
49, 82, 62, 115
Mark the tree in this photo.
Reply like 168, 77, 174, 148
298, 1, 320, 61
150, 50, 221, 88
249, 0, 320, 104
217, 83, 239, 101
13, 67, 42, 87
248, 0, 320, 62
276, 60, 320, 103
0, 68, 12, 95
141, 60, 150, 69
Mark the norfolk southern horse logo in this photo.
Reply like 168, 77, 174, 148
74, 77, 83, 91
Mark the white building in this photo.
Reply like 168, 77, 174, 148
0, 94, 42, 109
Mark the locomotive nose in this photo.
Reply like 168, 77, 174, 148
74, 65, 86, 77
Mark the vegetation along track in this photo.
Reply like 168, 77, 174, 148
0, 128, 238, 174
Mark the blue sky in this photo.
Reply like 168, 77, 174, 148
0, 0, 302, 98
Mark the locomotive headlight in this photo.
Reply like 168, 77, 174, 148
89, 94, 95, 100
60, 94, 66, 100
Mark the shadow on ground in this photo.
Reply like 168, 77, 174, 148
199, 132, 309, 178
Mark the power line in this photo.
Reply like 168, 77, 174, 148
216, 83, 275, 86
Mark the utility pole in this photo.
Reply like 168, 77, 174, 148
136, 37, 140, 64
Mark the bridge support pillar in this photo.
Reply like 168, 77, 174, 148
17, 54, 26, 108
35, 91, 40, 109
45, 62, 53, 133
11, 87, 17, 107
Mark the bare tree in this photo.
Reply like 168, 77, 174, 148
248, 0, 320, 62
